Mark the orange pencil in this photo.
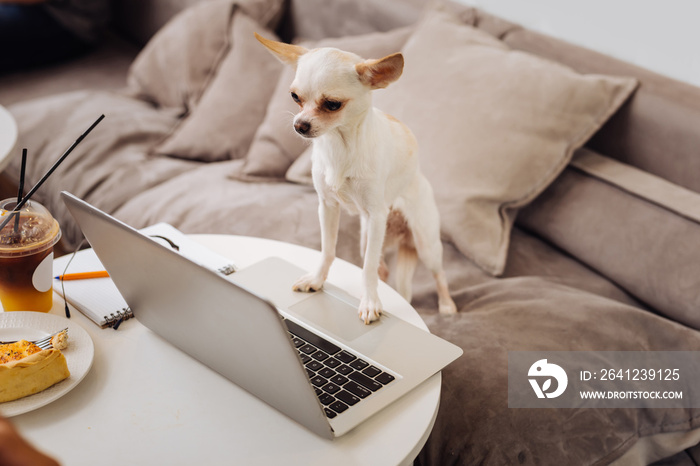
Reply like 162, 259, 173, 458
54, 271, 110, 281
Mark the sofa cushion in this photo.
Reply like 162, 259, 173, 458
153, 11, 284, 162
416, 278, 700, 465
285, 146, 313, 185
518, 148, 700, 330
504, 27, 700, 195
126, 0, 235, 112
126, 0, 284, 113
111, 161, 366, 269
231, 26, 415, 181
371, 10, 637, 275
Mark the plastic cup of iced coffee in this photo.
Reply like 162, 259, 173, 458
0, 198, 61, 312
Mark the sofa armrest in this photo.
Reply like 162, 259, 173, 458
517, 148, 700, 329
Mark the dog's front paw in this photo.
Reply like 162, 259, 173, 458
292, 273, 325, 293
358, 297, 383, 325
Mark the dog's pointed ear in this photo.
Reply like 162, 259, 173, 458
255, 32, 307, 66
355, 53, 404, 89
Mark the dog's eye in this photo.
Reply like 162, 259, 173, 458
291, 92, 300, 103
324, 100, 342, 112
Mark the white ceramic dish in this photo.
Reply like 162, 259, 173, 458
0, 312, 94, 417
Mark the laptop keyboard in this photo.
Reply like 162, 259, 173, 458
284, 318, 396, 419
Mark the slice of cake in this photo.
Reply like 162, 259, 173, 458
0, 340, 70, 403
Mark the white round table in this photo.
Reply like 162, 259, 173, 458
8, 235, 441, 466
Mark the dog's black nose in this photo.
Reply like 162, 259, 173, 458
294, 120, 311, 135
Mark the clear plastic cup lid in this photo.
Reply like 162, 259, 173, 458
0, 198, 61, 257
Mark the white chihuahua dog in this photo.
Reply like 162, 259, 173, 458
256, 33, 457, 324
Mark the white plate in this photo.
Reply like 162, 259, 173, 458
0, 312, 94, 417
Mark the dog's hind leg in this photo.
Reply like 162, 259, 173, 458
385, 209, 418, 302
402, 177, 458, 315
396, 243, 418, 302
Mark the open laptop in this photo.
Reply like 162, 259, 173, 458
61, 191, 462, 439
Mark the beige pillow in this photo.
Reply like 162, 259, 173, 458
153, 11, 284, 162
285, 146, 313, 185
232, 26, 415, 181
370, 10, 638, 275
126, 0, 284, 113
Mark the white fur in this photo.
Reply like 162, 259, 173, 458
256, 36, 457, 323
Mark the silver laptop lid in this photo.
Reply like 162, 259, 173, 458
61, 191, 334, 439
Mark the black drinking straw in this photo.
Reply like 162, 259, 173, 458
12, 148, 27, 235
0, 114, 105, 232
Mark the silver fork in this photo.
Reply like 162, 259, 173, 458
0, 328, 68, 350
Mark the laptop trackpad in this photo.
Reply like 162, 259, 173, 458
289, 292, 380, 342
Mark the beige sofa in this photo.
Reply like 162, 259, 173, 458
2, 0, 700, 464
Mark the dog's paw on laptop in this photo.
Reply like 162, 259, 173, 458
358, 296, 383, 325
292, 273, 326, 293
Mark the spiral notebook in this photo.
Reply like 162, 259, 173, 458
52, 223, 237, 328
